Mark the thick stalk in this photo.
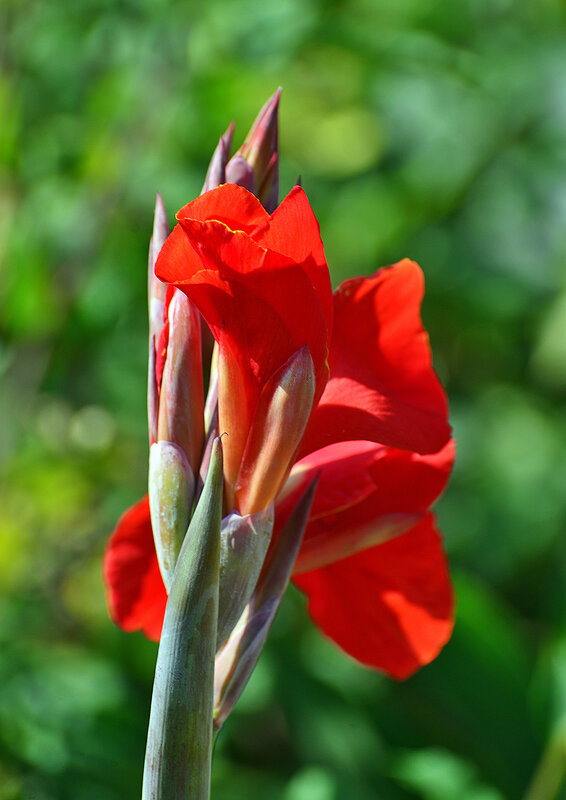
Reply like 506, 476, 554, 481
142, 438, 223, 800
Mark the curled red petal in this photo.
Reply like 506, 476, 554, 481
155, 187, 331, 490
289, 438, 454, 518
300, 260, 451, 457
176, 183, 269, 233
282, 438, 454, 574
103, 496, 166, 641
156, 186, 330, 402
293, 514, 454, 679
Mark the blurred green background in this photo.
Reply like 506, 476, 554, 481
1, 0, 566, 797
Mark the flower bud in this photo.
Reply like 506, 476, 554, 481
157, 289, 204, 472
235, 346, 315, 514
148, 194, 169, 445
226, 88, 281, 213
224, 154, 255, 192
201, 123, 234, 194
148, 441, 195, 591
216, 505, 273, 650
213, 476, 317, 733
148, 192, 169, 315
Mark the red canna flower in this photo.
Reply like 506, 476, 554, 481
104, 181, 454, 680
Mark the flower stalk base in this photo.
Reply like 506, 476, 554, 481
142, 439, 223, 800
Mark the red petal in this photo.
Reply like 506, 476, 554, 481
293, 514, 454, 679
283, 438, 454, 574
165, 237, 327, 392
295, 438, 454, 517
156, 186, 330, 402
103, 496, 166, 641
152, 224, 203, 287
366, 439, 453, 512
155, 188, 331, 493
176, 183, 269, 233
300, 261, 451, 457
250, 186, 333, 341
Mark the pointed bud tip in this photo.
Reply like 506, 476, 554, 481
268, 87, 282, 106
280, 345, 315, 394
210, 434, 224, 469
202, 126, 235, 193
152, 193, 169, 240
250, 89, 281, 138
149, 193, 169, 307
238, 90, 280, 163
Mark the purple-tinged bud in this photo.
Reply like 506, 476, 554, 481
227, 89, 281, 213
201, 123, 234, 194
148, 192, 169, 319
216, 506, 273, 650
213, 476, 318, 733
224, 154, 255, 193
148, 336, 159, 448
157, 289, 204, 472
257, 151, 279, 215
148, 194, 169, 445
148, 441, 195, 591
235, 346, 315, 515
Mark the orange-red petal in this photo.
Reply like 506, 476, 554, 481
250, 185, 333, 341
293, 514, 454, 679
155, 186, 331, 492
176, 183, 269, 233
103, 496, 166, 641
155, 186, 330, 405
300, 261, 451, 458
279, 438, 454, 574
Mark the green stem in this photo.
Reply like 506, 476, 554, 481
142, 439, 223, 800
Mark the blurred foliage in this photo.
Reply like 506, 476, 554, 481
1, 0, 566, 797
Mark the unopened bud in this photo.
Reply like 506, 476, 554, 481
148, 194, 169, 445
235, 346, 315, 514
213, 476, 317, 733
224, 154, 255, 193
202, 123, 234, 194
148, 192, 169, 312
217, 505, 273, 650
157, 289, 204, 471
148, 441, 195, 591
227, 89, 281, 212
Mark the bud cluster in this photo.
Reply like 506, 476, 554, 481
146, 90, 317, 729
